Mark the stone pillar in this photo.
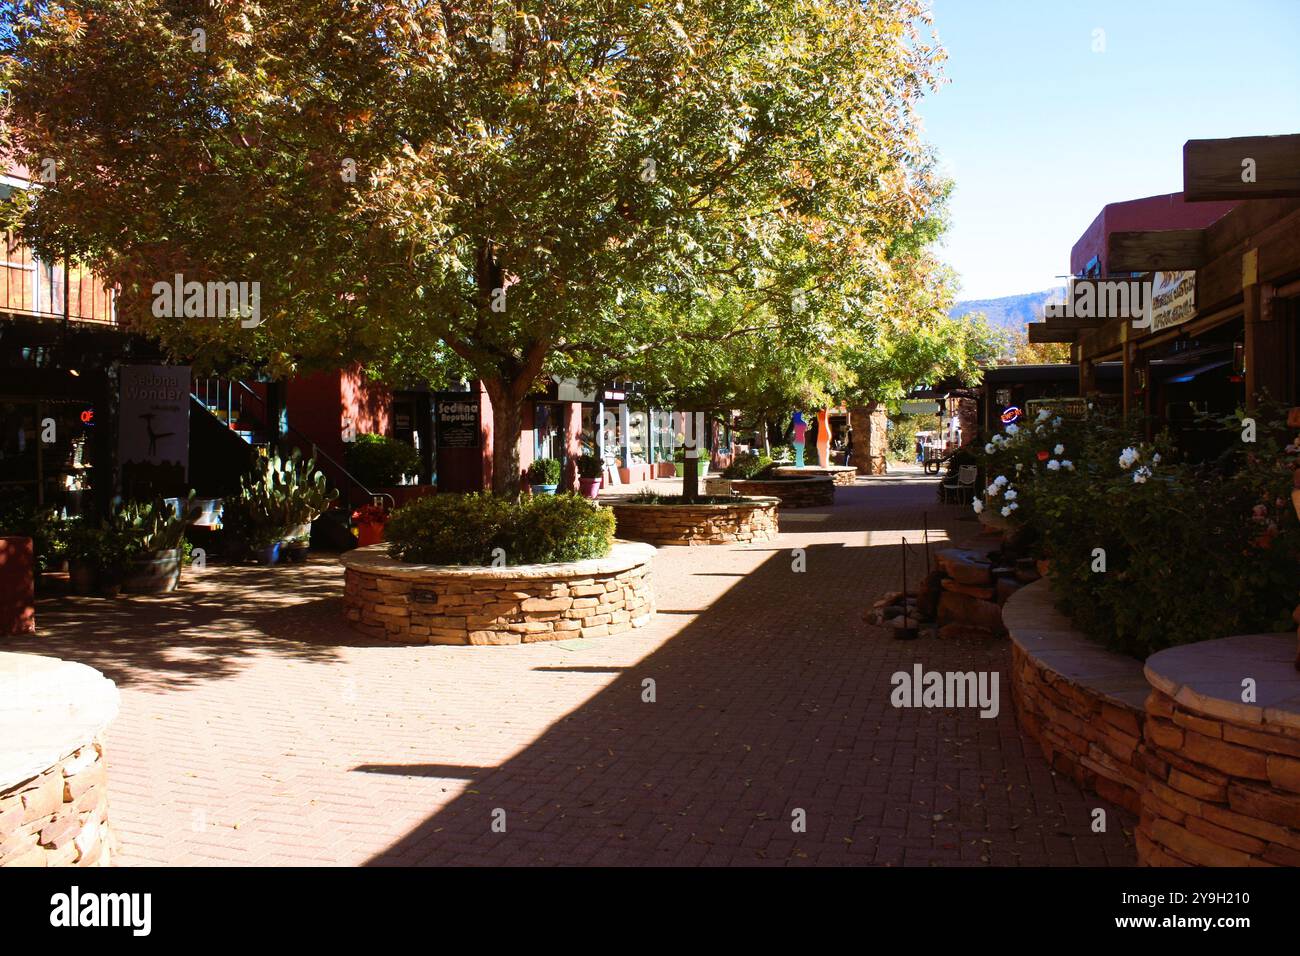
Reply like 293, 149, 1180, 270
849, 403, 889, 476
955, 396, 979, 449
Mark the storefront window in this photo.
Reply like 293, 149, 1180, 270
534, 403, 564, 461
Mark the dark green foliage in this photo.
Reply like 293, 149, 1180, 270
973, 406, 1300, 658
627, 491, 736, 505
526, 457, 562, 486
345, 434, 421, 489
386, 492, 614, 566
723, 452, 773, 479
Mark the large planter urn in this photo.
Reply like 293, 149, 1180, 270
122, 548, 183, 594
579, 477, 602, 499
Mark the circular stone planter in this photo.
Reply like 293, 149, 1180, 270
1004, 579, 1150, 815
0, 652, 120, 867
771, 464, 857, 486
705, 476, 834, 508
341, 540, 656, 646
608, 496, 779, 546
1139, 634, 1300, 867
1006, 579, 1300, 867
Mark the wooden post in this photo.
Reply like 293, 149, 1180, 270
1078, 348, 1097, 397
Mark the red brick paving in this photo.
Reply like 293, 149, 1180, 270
5, 476, 1137, 865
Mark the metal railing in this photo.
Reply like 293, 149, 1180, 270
191, 376, 393, 508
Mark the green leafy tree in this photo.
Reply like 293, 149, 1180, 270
2, 0, 946, 495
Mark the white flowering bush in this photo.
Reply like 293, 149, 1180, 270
973, 405, 1300, 657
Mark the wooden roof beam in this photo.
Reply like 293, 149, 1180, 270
1027, 324, 1078, 343
1107, 229, 1207, 273
1184, 133, 1300, 201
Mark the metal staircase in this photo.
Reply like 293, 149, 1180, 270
189, 376, 389, 507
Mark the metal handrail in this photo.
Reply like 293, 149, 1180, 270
191, 376, 396, 509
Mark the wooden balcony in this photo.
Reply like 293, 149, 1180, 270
0, 229, 115, 326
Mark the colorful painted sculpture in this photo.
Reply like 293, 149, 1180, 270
792, 411, 807, 467
816, 409, 831, 468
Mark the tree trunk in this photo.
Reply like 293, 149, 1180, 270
484, 378, 524, 499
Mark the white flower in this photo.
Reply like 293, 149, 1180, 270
1052, 417, 1063, 427
1001, 505, 1013, 517
1008, 501, 1018, 510
986, 484, 1001, 497
1118, 447, 1140, 470
1005, 423, 1019, 435
993, 475, 1008, 487
1036, 408, 1051, 423
972, 499, 984, 514
1132, 466, 1151, 484
985, 443, 995, 454
1016, 463, 1023, 472
1054, 444, 1065, 455
1004, 489, 1017, 500
1045, 459, 1061, 472
1152, 453, 1161, 465
1062, 460, 1074, 471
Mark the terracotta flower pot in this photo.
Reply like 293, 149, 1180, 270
356, 521, 385, 547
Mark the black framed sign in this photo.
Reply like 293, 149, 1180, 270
435, 392, 481, 449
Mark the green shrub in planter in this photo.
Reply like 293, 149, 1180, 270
723, 452, 772, 479
508, 493, 615, 564
386, 492, 613, 566
527, 457, 562, 487
576, 454, 603, 480
345, 433, 421, 488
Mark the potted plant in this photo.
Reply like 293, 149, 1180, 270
114, 493, 201, 593
672, 446, 709, 478
249, 525, 284, 566
576, 453, 603, 499
64, 522, 104, 595
269, 450, 338, 562
527, 457, 561, 495
352, 503, 388, 547
222, 453, 309, 564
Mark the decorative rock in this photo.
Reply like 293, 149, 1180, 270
934, 548, 994, 586
937, 590, 1005, 635
940, 578, 996, 600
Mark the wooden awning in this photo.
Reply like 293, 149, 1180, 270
1184, 133, 1300, 201
1107, 229, 1207, 273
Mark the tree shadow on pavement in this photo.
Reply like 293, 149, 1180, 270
362, 536, 1135, 867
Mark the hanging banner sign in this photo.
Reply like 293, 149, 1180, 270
119, 364, 191, 491
1149, 271, 1197, 333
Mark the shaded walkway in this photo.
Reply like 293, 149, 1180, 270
367, 479, 1136, 865
3, 477, 1136, 865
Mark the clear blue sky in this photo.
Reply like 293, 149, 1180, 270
920, 0, 1300, 301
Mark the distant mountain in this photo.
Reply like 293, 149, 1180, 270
950, 287, 1067, 332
